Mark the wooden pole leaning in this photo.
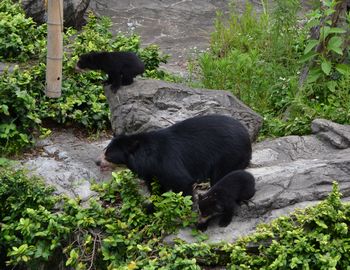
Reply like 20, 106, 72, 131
45, 0, 63, 98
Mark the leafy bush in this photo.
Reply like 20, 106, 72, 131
196, 0, 350, 138
0, 0, 46, 61
1, 160, 349, 269
228, 182, 350, 269
0, 3, 168, 154
0, 164, 197, 269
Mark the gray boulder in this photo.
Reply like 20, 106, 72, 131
165, 119, 350, 243
18, 0, 90, 29
0, 62, 16, 74
104, 79, 263, 142
23, 129, 111, 202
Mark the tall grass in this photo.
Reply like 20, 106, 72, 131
197, 0, 350, 138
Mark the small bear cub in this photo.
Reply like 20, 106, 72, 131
76, 51, 145, 92
197, 170, 256, 231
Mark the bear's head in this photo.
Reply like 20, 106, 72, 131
197, 193, 223, 223
96, 134, 140, 171
75, 52, 100, 71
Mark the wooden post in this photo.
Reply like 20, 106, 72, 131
45, 0, 63, 98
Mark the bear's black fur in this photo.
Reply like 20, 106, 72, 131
101, 114, 252, 197
196, 170, 256, 231
76, 51, 145, 92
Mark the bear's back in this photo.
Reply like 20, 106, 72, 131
214, 170, 255, 201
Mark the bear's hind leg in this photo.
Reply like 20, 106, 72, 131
121, 75, 134, 85
110, 72, 122, 93
104, 76, 113, 85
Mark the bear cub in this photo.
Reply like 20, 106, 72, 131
76, 51, 145, 92
96, 114, 252, 197
196, 170, 256, 231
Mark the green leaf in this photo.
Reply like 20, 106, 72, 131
299, 51, 318, 63
304, 39, 319, 55
328, 27, 346, 34
326, 81, 337, 92
321, 26, 331, 40
321, 60, 332, 75
0, 104, 9, 115
307, 68, 322, 83
335, 64, 350, 75
327, 36, 343, 55
315, 219, 328, 229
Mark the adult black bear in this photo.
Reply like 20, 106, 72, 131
76, 51, 145, 92
196, 170, 256, 231
97, 114, 252, 196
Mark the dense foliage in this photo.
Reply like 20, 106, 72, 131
0, 0, 46, 61
196, 0, 350, 138
0, 0, 168, 154
0, 161, 196, 269
1, 159, 349, 269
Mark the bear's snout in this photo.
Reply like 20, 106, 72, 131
95, 152, 117, 172
95, 159, 101, 166
75, 64, 84, 72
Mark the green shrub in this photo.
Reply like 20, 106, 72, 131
0, 66, 48, 154
0, 164, 197, 269
0, 3, 168, 155
229, 182, 350, 269
196, 0, 350, 138
0, 160, 65, 268
0, 0, 46, 61
1, 161, 349, 269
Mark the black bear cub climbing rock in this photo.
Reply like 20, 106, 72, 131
196, 170, 256, 231
96, 114, 252, 197
76, 51, 145, 92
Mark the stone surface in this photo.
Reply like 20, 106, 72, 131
22, 129, 111, 201
19, 0, 90, 29
0, 62, 16, 74
104, 79, 263, 142
311, 118, 350, 149
89, 0, 230, 75
89, 0, 313, 74
165, 119, 350, 244
11, 0, 350, 247
19, 119, 350, 246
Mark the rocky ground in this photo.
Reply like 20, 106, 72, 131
89, 0, 233, 75
22, 116, 350, 243
89, 0, 313, 74
4, 0, 350, 245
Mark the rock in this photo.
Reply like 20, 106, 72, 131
90, 0, 314, 75
89, 0, 231, 74
104, 79, 263, 142
0, 62, 16, 74
311, 118, 350, 149
16, 118, 350, 244
18, 0, 90, 29
22, 129, 111, 201
165, 119, 350, 243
